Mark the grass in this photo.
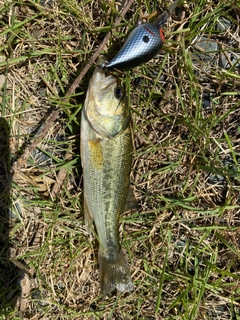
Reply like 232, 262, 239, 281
0, 0, 240, 318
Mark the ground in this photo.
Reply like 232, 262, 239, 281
0, 0, 240, 319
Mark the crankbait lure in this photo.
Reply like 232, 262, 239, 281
104, 0, 180, 70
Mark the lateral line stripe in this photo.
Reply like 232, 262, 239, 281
143, 26, 156, 36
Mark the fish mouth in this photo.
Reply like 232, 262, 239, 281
94, 65, 118, 90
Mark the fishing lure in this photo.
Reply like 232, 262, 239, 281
103, 0, 180, 70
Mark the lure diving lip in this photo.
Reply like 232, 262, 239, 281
103, 0, 180, 71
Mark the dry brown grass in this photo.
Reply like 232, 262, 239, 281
0, 0, 240, 319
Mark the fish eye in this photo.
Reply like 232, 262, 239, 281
114, 86, 124, 99
143, 35, 149, 43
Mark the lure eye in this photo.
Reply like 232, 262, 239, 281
114, 86, 124, 100
143, 35, 149, 43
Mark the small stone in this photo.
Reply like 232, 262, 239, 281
208, 174, 226, 185
216, 17, 231, 32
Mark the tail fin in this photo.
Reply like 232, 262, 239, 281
98, 249, 134, 295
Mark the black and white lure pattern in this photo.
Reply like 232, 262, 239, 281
103, 0, 180, 71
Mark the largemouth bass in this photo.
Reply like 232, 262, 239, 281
80, 64, 134, 295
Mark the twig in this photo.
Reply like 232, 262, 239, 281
13, 110, 60, 171
13, 0, 135, 195
51, 0, 135, 198
60, 0, 136, 97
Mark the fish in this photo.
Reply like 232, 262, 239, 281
80, 63, 135, 295
103, 0, 180, 70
